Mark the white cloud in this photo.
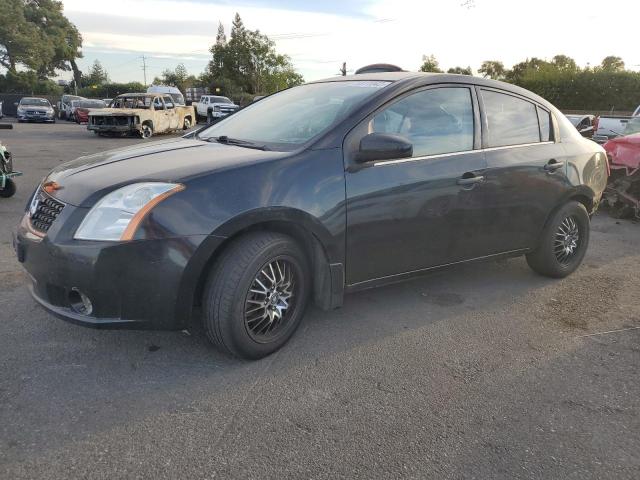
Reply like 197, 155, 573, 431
62, 0, 639, 82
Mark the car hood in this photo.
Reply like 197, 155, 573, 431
44, 138, 286, 206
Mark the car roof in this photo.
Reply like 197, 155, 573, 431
310, 72, 555, 110
116, 93, 159, 97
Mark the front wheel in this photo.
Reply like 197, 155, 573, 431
526, 201, 590, 278
0, 178, 16, 198
140, 124, 153, 139
202, 232, 310, 359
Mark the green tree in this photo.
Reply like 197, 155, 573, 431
205, 13, 304, 96
600, 56, 625, 72
0, 0, 82, 87
84, 60, 109, 86
478, 60, 506, 80
419, 54, 443, 73
447, 66, 473, 75
551, 54, 578, 72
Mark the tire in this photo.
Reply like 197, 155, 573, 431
207, 110, 214, 124
0, 178, 16, 198
140, 123, 153, 139
526, 201, 590, 278
202, 232, 310, 359
183, 117, 192, 130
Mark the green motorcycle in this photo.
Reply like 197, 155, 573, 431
0, 124, 20, 198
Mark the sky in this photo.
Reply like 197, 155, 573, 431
59, 0, 640, 84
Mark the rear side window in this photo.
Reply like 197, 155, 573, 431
537, 107, 551, 141
481, 90, 540, 147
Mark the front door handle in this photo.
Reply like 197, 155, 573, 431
544, 159, 565, 172
457, 174, 485, 186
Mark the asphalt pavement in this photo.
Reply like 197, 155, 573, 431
1, 120, 639, 479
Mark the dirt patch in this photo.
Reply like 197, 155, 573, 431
422, 292, 465, 307
536, 273, 622, 330
1, 270, 26, 290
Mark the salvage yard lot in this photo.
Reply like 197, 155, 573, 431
1, 120, 639, 479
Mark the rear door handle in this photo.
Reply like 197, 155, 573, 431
457, 175, 485, 186
544, 160, 565, 172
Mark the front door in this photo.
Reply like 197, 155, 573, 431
344, 85, 491, 286
163, 96, 180, 130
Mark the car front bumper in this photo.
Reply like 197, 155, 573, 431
17, 113, 55, 122
14, 207, 212, 330
87, 124, 137, 133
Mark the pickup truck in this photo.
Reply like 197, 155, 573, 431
592, 104, 640, 144
88, 93, 195, 138
195, 95, 239, 123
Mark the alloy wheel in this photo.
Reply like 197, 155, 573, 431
554, 215, 580, 265
244, 258, 296, 342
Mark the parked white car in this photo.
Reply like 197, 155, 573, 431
195, 95, 239, 123
147, 85, 185, 106
57, 95, 85, 120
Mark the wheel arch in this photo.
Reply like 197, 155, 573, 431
176, 208, 344, 326
532, 186, 596, 250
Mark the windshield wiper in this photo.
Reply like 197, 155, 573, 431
207, 135, 269, 151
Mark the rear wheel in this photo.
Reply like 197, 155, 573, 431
202, 232, 310, 359
526, 201, 590, 278
183, 117, 192, 130
0, 178, 16, 198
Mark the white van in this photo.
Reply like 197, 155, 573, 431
146, 85, 185, 106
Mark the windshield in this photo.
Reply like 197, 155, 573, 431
210, 96, 232, 104
78, 100, 106, 108
199, 81, 391, 150
111, 96, 152, 109
170, 93, 185, 105
21, 98, 51, 107
624, 117, 640, 135
565, 115, 581, 126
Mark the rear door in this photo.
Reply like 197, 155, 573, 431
478, 87, 570, 252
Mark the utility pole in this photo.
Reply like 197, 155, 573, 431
140, 55, 148, 86
340, 62, 347, 76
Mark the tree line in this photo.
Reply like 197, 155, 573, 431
420, 54, 640, 112
2, 1, 639, 111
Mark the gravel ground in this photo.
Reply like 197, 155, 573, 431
1, 120, 639, 479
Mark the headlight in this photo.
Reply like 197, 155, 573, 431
17, 107, 25, 114
74, 182, 185, 241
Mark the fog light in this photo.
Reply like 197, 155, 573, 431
69, 288, 93, 315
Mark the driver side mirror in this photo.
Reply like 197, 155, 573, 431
356, 133, 413, 163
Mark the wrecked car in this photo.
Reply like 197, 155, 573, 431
87, 93, 195, 138
604, 132, 640, 218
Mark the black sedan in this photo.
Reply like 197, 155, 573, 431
14, 73, 609, 359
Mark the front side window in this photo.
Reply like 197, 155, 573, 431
163, 96, 175, 109
482, 90, 540, 147
367, 87, 474, 157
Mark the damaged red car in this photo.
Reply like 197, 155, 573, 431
604, 132, 640, 218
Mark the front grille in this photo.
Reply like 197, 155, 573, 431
91, 116, 131, 126
30, 189, 65, 233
